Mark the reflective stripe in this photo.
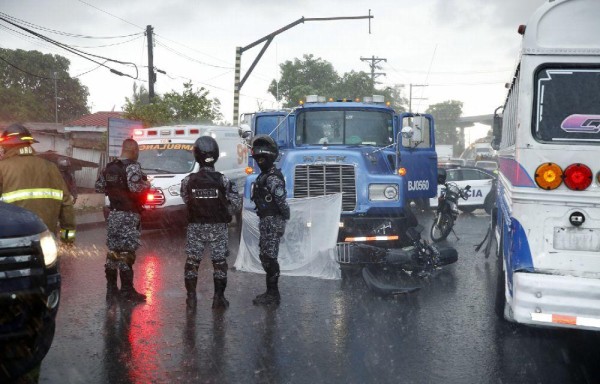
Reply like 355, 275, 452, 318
531, 313, 600, 328
344, 235, 399, 242
0, 188, 63, 203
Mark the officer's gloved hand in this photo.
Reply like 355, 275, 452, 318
60, 228, 76, 244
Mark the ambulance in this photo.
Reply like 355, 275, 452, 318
109, 125, 248, 229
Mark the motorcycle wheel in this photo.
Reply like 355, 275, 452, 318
430, 212, 454, 242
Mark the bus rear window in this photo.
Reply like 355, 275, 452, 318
534, 67, 600, 143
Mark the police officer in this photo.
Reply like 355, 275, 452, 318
0, 124, 76, 241
181, 136, 242, 310
95, 138, 150, 302
250, 135, 290, 306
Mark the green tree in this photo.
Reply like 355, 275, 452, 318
268, 54, 408, 112
268, 54, 339, 107
426, 100, 464, 155
123, 81, 222, 127
0, 48, 89, 122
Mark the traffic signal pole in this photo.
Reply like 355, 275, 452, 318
232, 11, 374, 126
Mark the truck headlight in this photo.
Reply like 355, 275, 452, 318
168, 184, 181, 196
368, 184, 399, 201
40, 230, 58, 268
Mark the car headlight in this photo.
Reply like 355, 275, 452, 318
368, 184, 399, 201
168, 184, 181, 196
40, 230, 58, 268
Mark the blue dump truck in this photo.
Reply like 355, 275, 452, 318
0, 202, 61, 381
242, 95, 450, 283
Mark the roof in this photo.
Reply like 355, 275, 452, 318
66, 111, 124, 128
0, 122, 63, 133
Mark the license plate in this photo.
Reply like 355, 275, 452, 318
553, 227, 600, 251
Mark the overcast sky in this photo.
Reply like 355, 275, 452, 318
1, 0, 546, 140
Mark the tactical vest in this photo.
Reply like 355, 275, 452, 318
251, 169, 285, 218
104, 159, 142, 213
186, 170, 232, 224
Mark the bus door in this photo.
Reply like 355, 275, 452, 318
397, 113, 438, 200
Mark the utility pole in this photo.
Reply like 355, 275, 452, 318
360, 55, 386, 93
408, 83, 428, 113
233, 11, 374, 126
53, 72, 58, 124
146, 25, 156, 102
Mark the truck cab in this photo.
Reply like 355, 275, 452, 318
104, 125, 248, 229
243, 95, 438, 248
0, 202, 61, 381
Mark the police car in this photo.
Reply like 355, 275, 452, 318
429, 166, 496, 214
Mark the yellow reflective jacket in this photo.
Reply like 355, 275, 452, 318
0, 145, 76, 233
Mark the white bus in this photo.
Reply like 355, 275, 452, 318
492, 0, 600, 330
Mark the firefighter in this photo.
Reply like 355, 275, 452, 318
95, 138, 150, 302
250, 135, 290, 306
0, 123, 76, 242
180, 136, 242, 310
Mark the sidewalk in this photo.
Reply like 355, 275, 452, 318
74, 193, 105, 226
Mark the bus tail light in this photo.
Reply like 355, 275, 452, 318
564, 164, 592, 190
534, 163, 563, 190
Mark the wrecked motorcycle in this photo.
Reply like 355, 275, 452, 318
336, 224, 458, 295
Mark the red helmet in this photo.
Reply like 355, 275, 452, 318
0, 124, 38, 145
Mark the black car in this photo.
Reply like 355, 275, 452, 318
0, 202, 61, 381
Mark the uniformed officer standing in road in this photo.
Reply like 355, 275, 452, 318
250, 135, 290, 306
181, 136, 242, 310
95, 139, 150, 302
0, 124, 76, 242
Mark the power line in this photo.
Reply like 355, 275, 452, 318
0, 14, 139, 79
76, 0, 144, 30
154, 39, 233, 70
0, 55, 54, 79
0, 11, 143, 39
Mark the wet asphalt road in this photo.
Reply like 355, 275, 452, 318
38, 210, 600, 384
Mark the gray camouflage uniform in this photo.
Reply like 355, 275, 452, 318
258, 169, 290, 262
95, 160, 150, 272
181, 166, 242, 280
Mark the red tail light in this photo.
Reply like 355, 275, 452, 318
145, 189, 165, 206
563, 164, 592, 190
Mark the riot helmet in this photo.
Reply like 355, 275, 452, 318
0, 123, 38, 146
437, 168, 447, 184
193, 135, 220, 166
251, 135, 278, 172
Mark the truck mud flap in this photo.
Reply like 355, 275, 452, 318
361, 267, 421, 295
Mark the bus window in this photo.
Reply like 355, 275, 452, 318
534, 67, 600, 143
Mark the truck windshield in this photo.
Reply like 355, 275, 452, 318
296, 110, 393, 146
534, 66, 600, 143
138, 143, 196, 174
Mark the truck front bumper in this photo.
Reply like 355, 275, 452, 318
511, 272, 600, 330
338, 214, 414, 247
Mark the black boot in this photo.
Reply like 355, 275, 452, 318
253, 259, 281, 306
185, 278, 197, 309
105, 268, 118, 300
211, 260, 229, 309
120, 269, 146, 302
212, 278, 229, 309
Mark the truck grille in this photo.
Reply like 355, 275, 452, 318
0, 241, 44, 280
293, 164, 357, 211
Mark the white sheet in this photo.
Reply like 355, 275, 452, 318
234, 193, 342, 280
